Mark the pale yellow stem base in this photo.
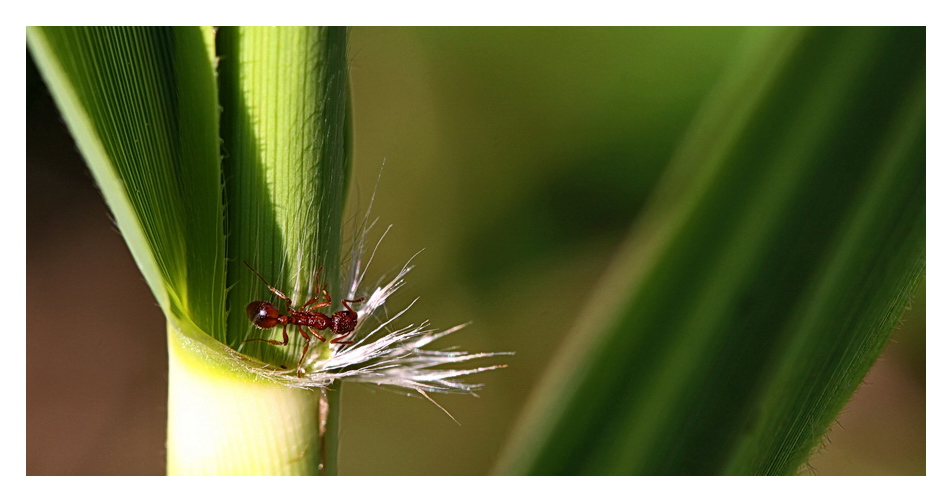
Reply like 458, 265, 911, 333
166, 324, 327, 475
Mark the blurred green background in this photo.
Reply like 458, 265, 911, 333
26, 27, 924, 475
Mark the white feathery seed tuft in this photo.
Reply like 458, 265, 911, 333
235, 182, 510, 415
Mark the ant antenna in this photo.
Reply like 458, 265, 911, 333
243, 260, 270, 285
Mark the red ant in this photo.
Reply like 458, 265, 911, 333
243, 261, 364, 377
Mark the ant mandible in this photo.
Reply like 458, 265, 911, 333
243, 261, 365, 377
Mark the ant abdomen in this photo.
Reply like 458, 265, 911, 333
331, 310, 358, 335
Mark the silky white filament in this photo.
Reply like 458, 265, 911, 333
236, 191, 510, 411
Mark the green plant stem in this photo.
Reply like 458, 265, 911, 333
166, 325, 325, 475
321, 380, 343, 476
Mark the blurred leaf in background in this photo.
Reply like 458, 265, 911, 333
496, 26, 924, 475
340, 27, 752, 474
345, 26, 924, 475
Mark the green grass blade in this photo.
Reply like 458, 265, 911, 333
218, 26, 351, 361
27, 26, 226, 339
497, 26, 925, 475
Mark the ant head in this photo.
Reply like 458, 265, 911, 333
247, 301, 280, 328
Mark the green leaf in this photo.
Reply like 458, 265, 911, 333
497, 26, 925, 475
27, 26, 226, 340
218, 26, 352, 362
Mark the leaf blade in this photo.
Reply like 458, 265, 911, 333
27, 26, 226, 338
497, 26, 925, 475
219, 27, 352, 358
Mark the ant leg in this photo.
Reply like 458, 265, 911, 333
306, 326, 327, 343
302, 267, 333, 311
248, 324, 290, 346
314, 265, 324, 287
341, 297, 365, 314
301, 289, 332, 312
296, 326, 312, 378
329, 333, 355, 344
